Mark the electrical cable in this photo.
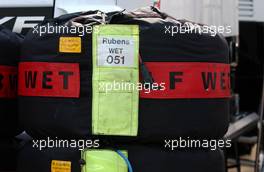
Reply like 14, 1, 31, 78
116, 150, 133, 172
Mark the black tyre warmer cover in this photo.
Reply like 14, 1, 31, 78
0, 26, 23, 137
17, 142, 81, 172
0, 139, 17, 171
17, 142, 225, 172
19, 7, 230, 140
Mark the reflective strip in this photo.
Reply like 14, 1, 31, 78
140, 62, 231, 99
18, 62, 80, 98
0, 65, 17, 98
81, 150, 128, 172
92, 25, 139, 136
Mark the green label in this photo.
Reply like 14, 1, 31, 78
81, 150, 128, 172
92, 25, 139, 136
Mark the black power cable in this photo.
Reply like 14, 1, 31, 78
52, 0, 56, 18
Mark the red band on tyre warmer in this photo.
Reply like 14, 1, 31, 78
0, 65, 17, 98
18, 62, 80, 98
140, 62, 231, 99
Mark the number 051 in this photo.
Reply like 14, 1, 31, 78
106, 55, 125, 64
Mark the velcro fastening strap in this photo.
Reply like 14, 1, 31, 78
140, 62, 231, 99
92, 24, 139, 136
81, 149, 128, 172
18, 62, 80, 98
0, 65, 17, 98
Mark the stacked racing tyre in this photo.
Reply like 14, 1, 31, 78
18, 7, 230, 172
0, 26, 23, 171
18, 142, 225, 172
19, 8, 230, 141
0, 26, 22, 137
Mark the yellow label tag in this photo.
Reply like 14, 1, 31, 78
59, 37, 81, 53
51, 160, 71, 172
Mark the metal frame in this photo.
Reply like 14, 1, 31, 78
225, 61, 264, 172
255, 65, 264, 172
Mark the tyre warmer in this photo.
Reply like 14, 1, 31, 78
19, 7, 230, 140
0, 26, 23, 137
17, 142, 225, 172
